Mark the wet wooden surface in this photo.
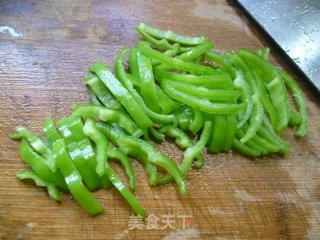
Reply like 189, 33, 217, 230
1, 0, 320, 239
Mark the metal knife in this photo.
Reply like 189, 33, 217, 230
237, 0, 320, 92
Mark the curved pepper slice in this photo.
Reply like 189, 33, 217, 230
53, 138, 104, 216
73, 104, 143, 137
232, 139, 260, 157
149, 127, 165, 142
83, 118, 146, 218
115, 48, 176, 125
90, 62, 153, 130
189, 108, 203, 135
278, 69, 308, 137
162, 82, 245, 114
157, 119, 213, 184
89, 89, 103, 106
84, 73, 122, 110
18, 139, 67, 189
136, 50, 159, 112
155, 69, 232, 89
16, 171, 61, 201
238, 48, 289, 131
10, 126, 57, 171
43, 117, 61, 143
136, 22, 206, 46
162, 79, 241, 101
138, 41, 216, 75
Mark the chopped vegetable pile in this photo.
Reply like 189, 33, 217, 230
10, 23, 308, 218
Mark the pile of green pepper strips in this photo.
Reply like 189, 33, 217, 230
10, 23, 308, 218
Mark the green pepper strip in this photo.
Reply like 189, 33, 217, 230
155, 85, 181, 114
115, 48, 176, 125
226, 52, 264, 143
162, 79, 241, 101
288, 106, 302, 126
53, 138, 104, 216
161, 82, 245, 114
84, 73, 122, 110
174, 105, 193, 131
155, 42, 214, 72
18, 139, 67, 189
136, 22, 207, 46
136, 50, 159, 112
89, 89, 103, 106
117, 134, 187, 194
90, 62, 153, 130
208, 115, 227, 153
73, 104, 143, 137
108, 147, 135, 190
236, 129, 267, 155
252, 69, 278, 128
43, 117, 61, 143
96, 122, 158, 186
238, 48, 289, 131
232, 139, 260, 157
154, 69, 233, 89
83, 118, 145, 217
149, 127, 165, 142
157, 120, 213, 184
204, 51, 253, 128
152, 46, 180, 67
241, 123, 279, 153
138, 41, 216, 75
58, 115, 106, 191
223, 114, 237, 152
189, 108, 203, 135
278, 69, 308, 137
10, 126, 57, 171
16, 171, 61, 201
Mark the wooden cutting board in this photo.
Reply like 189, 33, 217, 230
1, 0, 320, 239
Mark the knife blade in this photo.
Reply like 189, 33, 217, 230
237, 0, 320, 92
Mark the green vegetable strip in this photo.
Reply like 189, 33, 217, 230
108, 147, 135, 190
117, 135, 187, 194
53, 138, 104, 216
43, 117, 61, 143
135, 24, 179, 51
73, 104, 143, 137
83, 118, 145, 217
149, 127, 165, 142
155, 85, 181, 114
279, 69, 308, 136
288, 106, 302, 126
136, 22, 206, 46
189, 108, 203, 135
58, 115, 104, 191
226, 52, 264, 143
204, 51, 253, 128
89, 89, 103, 106
162, 82, 245, 114
136, 50, 159, 112
223, 114, 237, 151
115, 48, 176, 125
252, 69, 278, 128
174, 105, 193, 131
162, 79, 241, 101
129, 48, 140, 80
236, 129, 268, 155
16, 171, 62, 201
238, 48, 289, 131
96, 122, 158, 186
18, 139, 67, 189
152, 45, 180, 67
83, 118, 107, 176
266, 76, 290, 131
84, 73, 122, 110
155, 69, 233, 89
90, 62, 153, 129
10, 126, 57, 171
232, 139, 260, 157
208, 115, 227, 153
157, 120, 213, 184
138, 41, 216, 75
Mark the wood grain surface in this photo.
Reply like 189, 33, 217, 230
1, 0, 320, 239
